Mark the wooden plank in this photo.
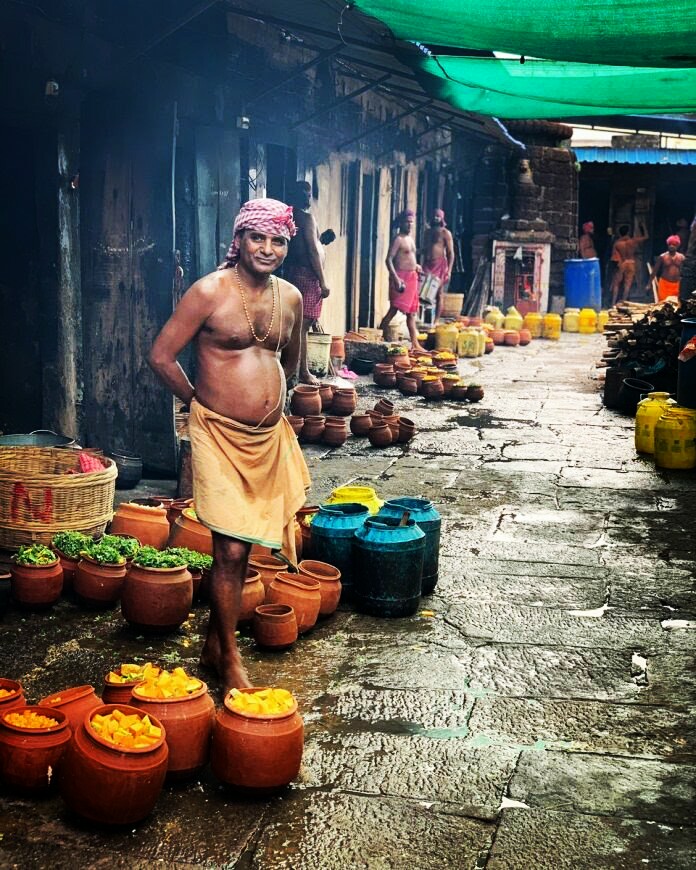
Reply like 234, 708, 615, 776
195, 126, 219, 276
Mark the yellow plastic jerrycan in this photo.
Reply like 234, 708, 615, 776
475, 329, 487, 356
542, 313, 562, 340
563, 308, 580, 332
484, 306, 504, 329
596, 310, 610, 333
324, 485, 383, 514
635, 392, 675, 454
578, 308, 598, 334
654, 407, 696, 469
457, 329, 478, 358
434, 322, 459, 352
503, 306, 524, 331
523, 312, 543, 338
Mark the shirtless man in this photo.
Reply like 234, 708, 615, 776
578, 221, 597, 259
649, 234, 685, 301
148, 199, 309, 694
421, 208, 454, 322
610, 222, 649, 306
284, 181, 330, 385
379, 209, 425, 351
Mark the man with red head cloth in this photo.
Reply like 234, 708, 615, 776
380, 209, 425, 351
579, 221, 597, 259
649, 234, 685, 301
149, 198, 310, 695
421, 208, 455, 322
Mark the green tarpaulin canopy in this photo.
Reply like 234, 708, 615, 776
415, 54, 696, 119
354, 0, 696, 68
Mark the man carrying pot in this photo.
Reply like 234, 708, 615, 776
149, 199, 310, 694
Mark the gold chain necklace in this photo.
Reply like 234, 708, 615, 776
234, 265, 276, 343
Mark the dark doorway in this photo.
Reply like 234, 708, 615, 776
266, 144, 297, 202
0, 126, 42, 434
359, 171, 378, 327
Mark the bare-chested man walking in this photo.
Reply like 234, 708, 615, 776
610, 222, 649, 306
421, 208, 454, 322
148, 199, 310, 695
649, 234, 685, 301
379, 209, 425, 351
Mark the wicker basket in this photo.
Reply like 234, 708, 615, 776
0, 447, 117, 550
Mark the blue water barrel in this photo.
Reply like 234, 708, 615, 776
564, 259, 602, 311
377, 497, 441, 595
310, 503, 370, 597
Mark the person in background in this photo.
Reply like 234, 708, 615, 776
578, 221, 597, 259
379, 209, 425, 351
649, 235, 685, 301
284, 180, 331, 385
421, 208, 454, 322
610, 222, 649, 306
148, 198, 310, 695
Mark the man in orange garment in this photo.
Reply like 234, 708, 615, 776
649, 234, 685, 301
610, 222, 649, 306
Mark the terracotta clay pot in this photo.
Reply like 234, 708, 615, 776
518, 328, 532, 346
373, 363, 395, 377
451, 384, 469, 401
39, 685, 101, 735
422, 378, 445, 401
374, 399, 395, 416
189, 568, 202, 601
60, 703, 168, 824
409, 370, 426, 389
442, 375, 461, 396
467, 386, 485, 403
53, 548, 80, 595
382, 414, 401, 441
286, 415, 304, 437
368, 420, 393, 447
491, 329, 505, 345
168, 508, 213, 556
111, 502, 170, 549
131, 682, 215, 781
296, 506, 319, 560
504, 330, 520, 347
322, 419, 348, 447
248, 554, 286, 593
11, 559, 63, 609
121, 564, 193, 632
367, 410, 384, 425
374, 371, 397, 388
300, 415, 325, 444
210, 688, 304, 792
253, 604, 298, 650
266, 572, 321, 634
167, 498, 193, 527
318, 383, 335, 411
298, 560, 342, 617
330, 388, 357, 416
74, 556, 127, 607
0, 705, 71, 794
398, 417, 417, 444
350, 413, 373, 436
399, 377, 418, 396
0, 678, 26, 714
290, 385, 322, 417
485, 338, 495, 354
392, 357, 412, 372
239, 569, 266, 625
330, 335, 345, 362
101, 674, 135, 706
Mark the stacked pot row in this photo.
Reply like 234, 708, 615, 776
348, 400, 416, 447
286, 414, 351, 446
290, 384, 357, 418
373, 361, 483, 403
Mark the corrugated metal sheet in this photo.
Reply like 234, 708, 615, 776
575, 147, 696, 165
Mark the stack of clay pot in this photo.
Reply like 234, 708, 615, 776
289, 385, 356, 448
347, 400, 417, 448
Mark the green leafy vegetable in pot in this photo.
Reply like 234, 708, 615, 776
166, 547, 213, 571
133, 547, 188, 569
100, 534, 140, 559
15, 544, 58, 566
51, 531, 92, 559
81, 540, 126, 565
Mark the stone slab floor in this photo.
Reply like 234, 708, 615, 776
0, 333, 694, 869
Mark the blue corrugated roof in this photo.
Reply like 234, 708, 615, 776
575, 147, 696, 165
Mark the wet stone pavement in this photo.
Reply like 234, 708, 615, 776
1, 333, 696, 868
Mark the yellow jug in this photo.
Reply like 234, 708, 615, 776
475, 329, 487, 356
578, 308, 598, 334
503, 306, 524, 331
542, 313, 562, 340
484, 306, 504, 329
654, 407, 696, 469
563, 308, 580, 332
457, 329, 478, 358
523, 312, 543, 338
635, 392, 675, 454
324, 485, 383, 514
434, 322, 459, 352
596, 310, 610, 333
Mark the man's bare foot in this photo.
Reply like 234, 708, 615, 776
299, 370, 320, 386
221, 659, 253, 699
200, 629, 221, 673
412, 343, 427, 353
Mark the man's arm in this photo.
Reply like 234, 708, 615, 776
301, 212, 330, 298
386, 235, 402, 287
444, 229, 455, 276
148, 279, 217, 403
280, 286, 303, 380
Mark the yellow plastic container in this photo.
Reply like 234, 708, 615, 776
324, 485, 383, 514
457, 330, 478, 358
434, 322, 459, 353
635, 392, 675, 454
596, 310, 610, 333
475, 329, 486, 357
654, 407, 696, 469
503, 306, 524, 332
562, 308, 580, 332
484, 307, 504, 329
523, 312, 543, 338
542, 313, 562, 340
578, 308, 598, 334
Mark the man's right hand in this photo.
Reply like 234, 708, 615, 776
321, 284, 331, 299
